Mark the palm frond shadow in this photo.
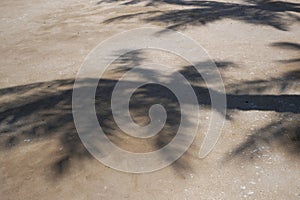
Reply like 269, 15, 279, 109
101, 0, 300, 31
1, 49, 299, 178
226, 116, 300, 161
225, 41, 300, 161
271, 42, 300, 64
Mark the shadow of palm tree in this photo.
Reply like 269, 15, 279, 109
101, 0, 300, 31
227, 116, 299, 160
1, 49, 299, 178
0, 75, 195, 177
225, 41, 300, 161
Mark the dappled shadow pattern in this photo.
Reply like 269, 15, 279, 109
225, 41, 300, 160
226, 70, 299, 94
1, 49, 300, 177
102, 0, 300, 31
227, 114, 300, 160
0, 76, 192, 177
0, 79, 91, 177
1, 73, 299, 176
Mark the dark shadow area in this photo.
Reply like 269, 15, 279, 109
1, 48, 299, 177
0, 76, 191, 177
101, 0, 300, 31
1, 73, 299, 176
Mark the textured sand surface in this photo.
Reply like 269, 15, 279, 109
0, 0, 299, 199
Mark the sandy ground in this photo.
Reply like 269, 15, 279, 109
0, 0, 300, 199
